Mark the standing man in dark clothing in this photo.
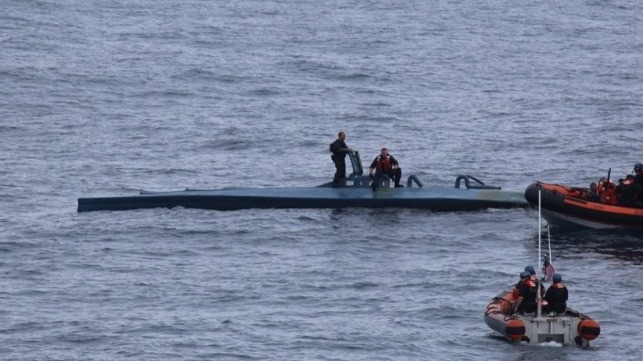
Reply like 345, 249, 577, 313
369, 148, 403, 190
544, 274, 568, 314
633, 163, 643, 205
329, 131, 353, 188
616, 175, 637, 206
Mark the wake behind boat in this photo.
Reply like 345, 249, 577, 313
77, 152, 527, 212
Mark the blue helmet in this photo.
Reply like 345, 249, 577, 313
553, 274, 562, 283
520, 271, 531, 279
524, 265, 535, 275
635, 163, 643, 173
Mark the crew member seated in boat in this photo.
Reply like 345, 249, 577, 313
544, 274, 568, 314
585, 182, 600, 202
514, 271, 539, 314
369, 148, 403, 191
525, 265, 545, 296
512, 270, 531, 299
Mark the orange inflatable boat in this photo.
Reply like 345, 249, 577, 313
484, 289, 600, 346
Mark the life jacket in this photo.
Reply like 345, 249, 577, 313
376, 156, 393, 172
512, 280, 524, 299
597, 178, 618, 204
546, 282, 568, 313
524, 279, 536, 288
617, 176, 636, 204
523, 279, 538, 301
547, 282, 567, 301
518, 280, 538, 313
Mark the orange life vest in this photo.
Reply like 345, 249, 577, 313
376, 156, 393, 172
598, 178, 617, 204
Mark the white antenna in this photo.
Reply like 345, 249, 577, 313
538, 190, 542, 269
547, 223, 553, 265
537, 190, 542, 318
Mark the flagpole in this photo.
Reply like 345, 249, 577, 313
547, 223, 553, 265
537, 190, 542, 319
538, 190, 542, 274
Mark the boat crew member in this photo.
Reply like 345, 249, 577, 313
616, 175, 637, 206
369, 148, 403, 191
525, 265, 545, 297
329, 131, 354, 188
544, 274, 568, 314
586, 182, 601, 202
633, 162, 643, 206
512, 270, 531, 300
514, 272, 538, 314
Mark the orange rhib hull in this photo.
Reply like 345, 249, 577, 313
525, 182, 643, 230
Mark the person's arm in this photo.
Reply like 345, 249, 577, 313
340, 142, 352, 153
514, 296, 523, 314
390, 155, 400, 169
370, 158, 378, 174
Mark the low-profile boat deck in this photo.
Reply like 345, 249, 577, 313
78, 152, 527, 212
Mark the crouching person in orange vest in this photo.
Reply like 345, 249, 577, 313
369, 148, 403, 191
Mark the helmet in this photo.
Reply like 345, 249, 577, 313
520, 271, 531, 279
635, 163, 643, 173
553, 274, 562, 283
524, 265, 535, 275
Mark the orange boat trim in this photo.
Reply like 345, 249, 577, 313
564, 197, 643, 216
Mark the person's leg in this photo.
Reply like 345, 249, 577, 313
372, 172, 382, 191
338, 158, 346, 186
332, 159, 342, 187
332, 158, 346, 187
393, 168, 402, 187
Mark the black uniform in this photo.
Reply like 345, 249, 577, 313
634, 172, 643, 204
330, 139, 350, 187
518, 281, 538, 313
545, 282, 568, 314
616, 176, 637, 206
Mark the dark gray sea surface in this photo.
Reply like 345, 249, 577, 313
2, 0, 643, 360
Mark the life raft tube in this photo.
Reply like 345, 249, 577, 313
578, 318, 601, 341
484, 291, 525, 342
505, 319, 526, 341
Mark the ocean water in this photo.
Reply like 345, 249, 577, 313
2, 0, 643, 360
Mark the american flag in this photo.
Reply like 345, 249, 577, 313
542, 257, 555, 281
